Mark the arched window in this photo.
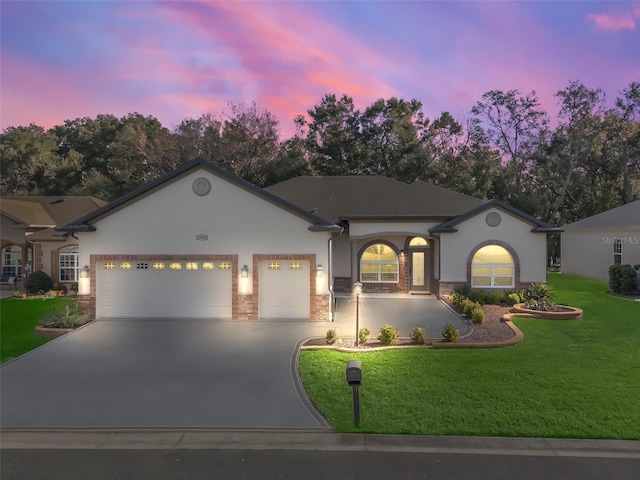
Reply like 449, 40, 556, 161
360, 244, 398, 283
471, 245, 514, 288
59, 245, 79, 282
409, 237, 428, 247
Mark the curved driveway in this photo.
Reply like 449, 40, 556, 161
1, 296, 468, 429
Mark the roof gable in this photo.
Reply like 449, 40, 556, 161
430, 199, 560, 234
563, 200, 640, 231
59, 159, 339, 233
265, 176, 485, 223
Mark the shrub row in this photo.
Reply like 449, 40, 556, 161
609, 264, 639, 295
324, 324, 461, 345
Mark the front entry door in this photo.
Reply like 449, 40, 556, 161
409, 249, 429, 292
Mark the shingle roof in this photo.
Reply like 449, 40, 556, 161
563, 200, 640, 231
0, 196, 106, 227
265, 176, 485, 223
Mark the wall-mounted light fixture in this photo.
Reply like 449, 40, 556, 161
240, 265, 249, 278
80, 265, 90, 278
316, 264, 324, 275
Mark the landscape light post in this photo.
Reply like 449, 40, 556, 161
353, 282, 363, 346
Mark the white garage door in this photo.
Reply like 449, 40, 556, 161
97, 260, 232, 318
259, 260, 310, 319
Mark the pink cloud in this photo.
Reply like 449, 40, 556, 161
587, 11, 637, 31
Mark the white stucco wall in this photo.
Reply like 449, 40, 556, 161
349, 221, 440, 240
439, 207, 548, 285
562, 229, 640, 281
77, 169, 331, 294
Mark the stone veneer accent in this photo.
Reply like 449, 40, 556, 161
85, 254, 238, 320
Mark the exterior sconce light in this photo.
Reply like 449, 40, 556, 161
80, 265, 90, 278
316, 264, 324, 277
240, 265, 249, 278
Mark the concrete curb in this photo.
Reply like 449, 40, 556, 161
1, 429, 639, 458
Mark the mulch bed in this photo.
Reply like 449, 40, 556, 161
303, 302, 516, 348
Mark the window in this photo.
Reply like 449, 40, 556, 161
120, 262, 132, 270
202, 262, 214, 270
153, 262, 165, 270
268, 262, 281, 270
471, 245, 514, 288
219, 262, 231, 270
409, 237, 428, 246
186, 262, 199, 270
59, 246, 79, 281
169, 262, 182, 270
2, 245, 22, 277
290, 262, 302, 270
614, 238, 622, 264
360, 244, 399, 283
104, 262, 116, 270
136, 262, 148, 270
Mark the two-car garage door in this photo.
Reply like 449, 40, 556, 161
96, 258, 311, 319
98, 260, 232, 318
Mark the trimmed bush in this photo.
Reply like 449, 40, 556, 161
54, 283, 68, 294
441, 323, 459, 343
359, 328, 370, 345
486, 291, 505, 305
470, 290, 488, 304
471, 304, 486, 324
377, 325, 399, 346
450, 291, 465, 307
326, 328, 338, 345
410, 326, 427, 345
507, 292, 524, 306
26, 270, 53, 294
609, 264, 637, 295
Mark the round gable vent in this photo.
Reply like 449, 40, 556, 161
486, 212, 501, 227
192, 177, 211, 196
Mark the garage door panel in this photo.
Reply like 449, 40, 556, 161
259, 260, 310, 319
98, 262, 232, 318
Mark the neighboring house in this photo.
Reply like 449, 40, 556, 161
561, 200, 640, 281
59, 159, 558, 321
0, 196, 106, 289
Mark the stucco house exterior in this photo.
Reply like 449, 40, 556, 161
561, 200, 640, 281
0, 196, 106, 290
59, 159, 558, 320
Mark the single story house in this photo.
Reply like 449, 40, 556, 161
59, 159, 559, 320
561, 200, 640, 281
0, 196, 106, 290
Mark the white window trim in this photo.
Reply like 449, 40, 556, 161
59, 249, 79, 282
613, 238, 623, 265
471, 263, 514, 288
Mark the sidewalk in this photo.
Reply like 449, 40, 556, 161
2, 429, 639, 458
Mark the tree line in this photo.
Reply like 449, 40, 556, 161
1, 80, 638, 228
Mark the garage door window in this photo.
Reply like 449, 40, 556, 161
170, 262, 182, 270
186, 262, 198, 270
268, 262, 281, 270
136, 262, 148, 270
219, 262, 231, 270
203, 262, 214, 270
120, 262, 132, 270
104, 262, 115, 269
153, 262, 165, 270
290, 262, 302, 270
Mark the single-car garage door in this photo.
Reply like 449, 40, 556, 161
97, 259, 232, 318
259, 260, 310, 319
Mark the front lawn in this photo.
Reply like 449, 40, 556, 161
298, 274, 640, 439
0, 297, 76, 364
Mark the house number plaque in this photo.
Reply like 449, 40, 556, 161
196, 234, 209, 241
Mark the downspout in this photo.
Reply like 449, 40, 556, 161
328, 227, 344, 322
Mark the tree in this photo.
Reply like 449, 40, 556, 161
0, 124, 58, 195
299, 94, 364, 176
471, 90, 548, 197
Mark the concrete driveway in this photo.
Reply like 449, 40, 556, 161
0, 319, 331, 429
1, 296, 468, 429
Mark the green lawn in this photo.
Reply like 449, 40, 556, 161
299, 274, 640, 439
0, 297, 76, 364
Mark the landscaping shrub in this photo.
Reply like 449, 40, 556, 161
486, 291, 505, 305
450, 291, 465, 307
471, 304, 486, 324
507, 291, 524, 305
54, 283, 68, 295
461, 298, 478, 316
609, 264, 637, 295
40, 305, 89, 329
377, 325, 399, 346
26, 270, 53, 294
326, 328, 338, 345
524, 281, 557, 310
453, 284, 471, 297
441, 323, 459, 343
410, 326, 427, 345
470, 290, 488, 304
70, 282, 78, 294
359, 328, 370, 345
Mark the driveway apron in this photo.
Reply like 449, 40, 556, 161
1, 296, 468, 429
0, 319, 329, 429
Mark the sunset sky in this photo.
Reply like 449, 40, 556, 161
1, 1, 639, 137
